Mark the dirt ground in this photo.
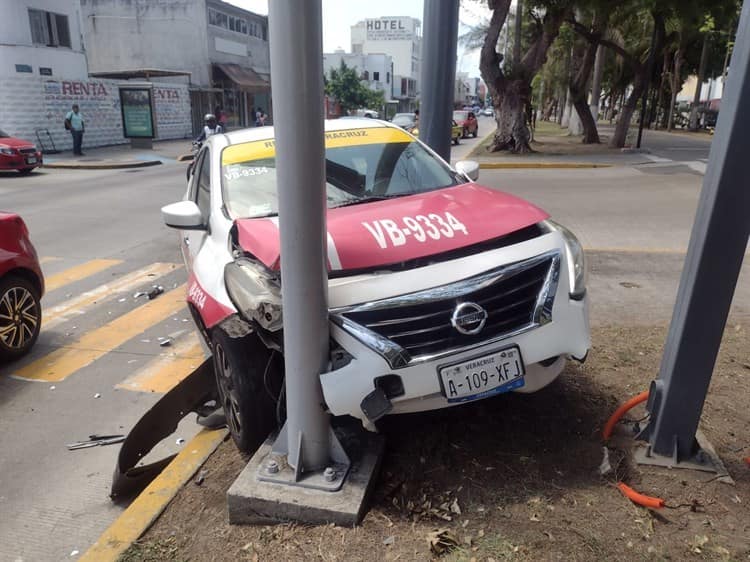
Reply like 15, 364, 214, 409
122, 322, 750, 562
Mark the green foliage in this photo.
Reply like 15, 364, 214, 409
324, 61, 378, 114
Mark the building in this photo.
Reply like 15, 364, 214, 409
79, 0, 271, 133
0, 0, 193, 151
323, 50, 394, 101
351, 17, 421, 111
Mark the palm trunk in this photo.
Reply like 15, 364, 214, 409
667, 47, 684, 131
610, 73, 644, 148
655, 49, 670, 129
570, 31, 601, 144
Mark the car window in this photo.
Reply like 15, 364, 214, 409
196, 148, 211, 222
187, 149, 205, 202
452, 111, 468, 121
220, 127, 460, 219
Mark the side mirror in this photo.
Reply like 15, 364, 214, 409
162, 201, 205, 230
455, 160, 480, 182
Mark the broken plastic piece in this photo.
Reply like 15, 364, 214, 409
147, 285, 164, 300
159, 338, 172, 347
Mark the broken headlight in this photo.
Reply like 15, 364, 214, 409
542, 220, 587, 300
224, 258, 283, 331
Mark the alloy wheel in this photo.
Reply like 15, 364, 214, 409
0, 285, 39, 351
214, 342, 243, 438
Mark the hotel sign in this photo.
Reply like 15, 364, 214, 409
365, 17, 414, 41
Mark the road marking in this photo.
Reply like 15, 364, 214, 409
117, 333, 205, 393
11, 285, 187, 382
39, 256, 62, 265
43, 262, 179, 330
80, 428, 227, 562
44, 259, 122, 292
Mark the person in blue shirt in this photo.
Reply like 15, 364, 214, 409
65, 104, 85, 156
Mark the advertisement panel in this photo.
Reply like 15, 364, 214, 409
365, 17, 414, 41
119, 87, 155, 138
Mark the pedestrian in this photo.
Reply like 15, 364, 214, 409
64, 104, 85, 156
215, 105, 227, 128
255, 107, 266, 127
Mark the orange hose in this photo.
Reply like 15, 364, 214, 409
602, 391, 650, 441
616, 482, 665, 509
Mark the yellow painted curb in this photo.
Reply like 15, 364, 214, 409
80, 428, 228, 562
478, 162, 613, 169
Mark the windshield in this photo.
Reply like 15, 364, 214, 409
221, 127, 460, 219
391, 114, 415, 126
453, 111, 468, 121
0, 129, 9, 138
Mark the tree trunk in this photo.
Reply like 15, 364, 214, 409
689, 34, 709, 130
569, 29, 601, 144
655, 49, 670, 129
610, 73, 644, 148
489, 79, 532, 153
589, 45, 605, 120
667, 48, 683, 131
557, 87, 567, 124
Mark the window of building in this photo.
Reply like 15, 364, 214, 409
386, 72, 390, 83
209, 8, 252, 36
373, 71, 379, 82
362, 70, 369, 81
28, 9, 71, 48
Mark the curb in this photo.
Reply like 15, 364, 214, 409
43, 159, 162, 170
478, 162, 613, 169
80, 428, 228, 562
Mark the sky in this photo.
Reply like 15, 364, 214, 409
225, 0, 488, 75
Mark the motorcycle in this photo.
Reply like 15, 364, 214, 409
185, 141, 201, 180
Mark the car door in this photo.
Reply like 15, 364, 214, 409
182, 147, 211, 269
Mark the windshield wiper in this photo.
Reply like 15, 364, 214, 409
330, 194, 404, 209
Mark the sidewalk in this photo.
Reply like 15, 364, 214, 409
43, 139, 191, 169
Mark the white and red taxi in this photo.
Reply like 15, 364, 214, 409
162, 118, 590, 452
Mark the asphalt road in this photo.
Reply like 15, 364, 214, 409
0, 123, 746, 560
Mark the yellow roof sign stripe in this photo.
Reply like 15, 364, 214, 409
222, 127, 413, 165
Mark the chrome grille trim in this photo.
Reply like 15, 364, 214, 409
330, 250, 561, 368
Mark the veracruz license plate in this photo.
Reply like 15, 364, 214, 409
439, 346, 525, 403
26, 157, 37, 164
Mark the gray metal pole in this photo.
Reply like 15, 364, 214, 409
419, 0, 460, 161
644, 0, 750, 462
268, 0, 330, 471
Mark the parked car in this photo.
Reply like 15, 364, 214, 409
390, 112, 417, 130
409, 119, 462, 145
0, 129, 43, 174
453, 110, 478, 138
0, 212, 44, 361
162, 118, 590, 452
482, 107, 494, 117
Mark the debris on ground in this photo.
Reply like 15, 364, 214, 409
427, 529, 459, 556
67, 434, 125, 450
93, 393, 101, 399
176, 438, 185, 445
158, 338, 172, 347
598, 446, 612, 475
194, 470, 207, 486
147, 285, 164, 300
382, 535, 395, 546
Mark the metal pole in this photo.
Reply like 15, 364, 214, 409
636, 22, 657, 149
419, 0, 459, 160
268, 0, 330, 472
643, 0, 750, 463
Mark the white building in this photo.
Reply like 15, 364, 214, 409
0, 0, 194, 151
0, 0, 88, 79
351, 17, 421, 111
323, 50, 393, 99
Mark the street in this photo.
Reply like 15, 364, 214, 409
0, 125, 747, 561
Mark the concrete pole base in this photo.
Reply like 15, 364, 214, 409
227, 423, 384, 526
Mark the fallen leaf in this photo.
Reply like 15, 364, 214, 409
450, 499, 462, 515
427, 529, 459, 556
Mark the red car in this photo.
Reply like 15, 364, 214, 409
0, 129, 43, 174
0, 212, 44, 361
453, 110, 478, 138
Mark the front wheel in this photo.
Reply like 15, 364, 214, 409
0, 275, 41, 362
211, 328, 281, 453
453, 136, 459, 145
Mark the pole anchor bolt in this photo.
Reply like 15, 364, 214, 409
323, 467, 337, 482
265, 459, 280, 474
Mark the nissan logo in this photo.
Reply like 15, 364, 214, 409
451, 302, 487, 335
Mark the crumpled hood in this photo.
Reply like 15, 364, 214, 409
235, 183, 549, 272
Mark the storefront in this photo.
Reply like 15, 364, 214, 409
212, 63, 271, 129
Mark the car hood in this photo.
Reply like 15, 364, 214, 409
234, 183, 549, 272
0, 137, 35, 149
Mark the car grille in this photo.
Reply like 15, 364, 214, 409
335, 251, 559, 365
18, 148, 36, 155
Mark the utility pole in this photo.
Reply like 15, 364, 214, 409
419, 0, 460, 160
639, 0, 750, 469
